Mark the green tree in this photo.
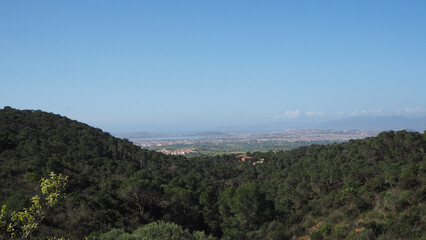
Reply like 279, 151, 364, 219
98, 221, 215, 240
0, 172, 68, 239
220, 183, 274, 239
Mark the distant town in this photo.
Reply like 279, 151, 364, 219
121, 129, 380, 156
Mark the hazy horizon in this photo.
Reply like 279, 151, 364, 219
1, 1, 426, 134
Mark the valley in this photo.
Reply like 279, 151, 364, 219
125, 129, 380, 155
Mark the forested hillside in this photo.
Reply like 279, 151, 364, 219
0, 107, 425, 239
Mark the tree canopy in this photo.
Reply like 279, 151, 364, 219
0, 107, 425, 239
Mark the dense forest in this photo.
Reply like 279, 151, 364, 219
0, 107, 425, 239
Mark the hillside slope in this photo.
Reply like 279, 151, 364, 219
0, 107, 191, 237
0, 107, 425, 239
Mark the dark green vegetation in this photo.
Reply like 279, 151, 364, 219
97, 221, 214, 240
0, 107, 425, 239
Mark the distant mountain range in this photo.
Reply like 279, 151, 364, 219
116, 131, 229, 140
188, 131, 228, 137
116, 131, 159, 139
116, 116, 425, 136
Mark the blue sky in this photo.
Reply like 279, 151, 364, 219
1, 1, 426, 133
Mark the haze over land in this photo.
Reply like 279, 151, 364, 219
123, 129, 380, 156
1, 1, 426, 133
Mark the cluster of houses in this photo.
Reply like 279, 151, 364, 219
235, 155, 265, 166
156, 148, 198, 155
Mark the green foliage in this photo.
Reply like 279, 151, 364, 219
0, 205, 6, 230
40, 172, 68, 206
218, 183, 275, 239
98, 221, 215, 240
132, 221, 193, 240
310, 223, 332, 240
96, 228, 126, 240
1, 108, 425, 239
1, 172, 68, 239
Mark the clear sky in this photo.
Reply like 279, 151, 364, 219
1, 1, 426, 133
